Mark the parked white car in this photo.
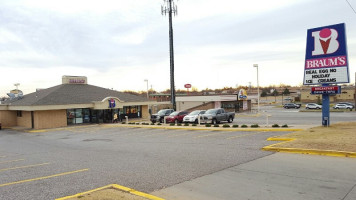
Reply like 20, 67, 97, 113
305, 103, 322, 109
182, 110, 206, 124
333, 103, 353, 109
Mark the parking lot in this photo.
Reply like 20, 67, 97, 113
0, 124, 290, 200
1, 106, 356, 200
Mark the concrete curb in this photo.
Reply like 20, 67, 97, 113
262, 137, 356, 158
56, 184, 165, 200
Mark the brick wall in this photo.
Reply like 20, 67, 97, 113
34, 110, 67, 129
0, 110, 17, 127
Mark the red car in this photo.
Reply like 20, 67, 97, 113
165, 111, 189, 123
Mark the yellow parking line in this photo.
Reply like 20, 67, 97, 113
143, 132, 169, 137
0, 163, 50, 172
167, 131, 196, 138
226, 132, 262, 140
56, 184, 165, 200
194, 131, 227, 138
0, 168, 89, 187
0, 159, 25, 164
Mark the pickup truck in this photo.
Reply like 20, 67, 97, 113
200, 108, 235, 124
150, 109, 175, 123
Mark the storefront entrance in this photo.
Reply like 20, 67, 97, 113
67, 108, 120, 125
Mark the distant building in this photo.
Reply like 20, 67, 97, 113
300, 86, 355, 103
0, 76, 155, 129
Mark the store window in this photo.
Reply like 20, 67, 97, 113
122, 106, 142, 119
67, 108, 91, 125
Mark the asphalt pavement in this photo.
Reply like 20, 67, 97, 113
1, 107, 356, 200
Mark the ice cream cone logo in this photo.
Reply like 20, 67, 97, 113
319, 28, 332, 54
312, 28, 339, 56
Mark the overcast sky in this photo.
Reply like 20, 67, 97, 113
1, 0, 356, 96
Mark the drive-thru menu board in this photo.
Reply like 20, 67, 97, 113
303, 23, 349, 85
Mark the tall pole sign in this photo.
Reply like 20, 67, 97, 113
304, 23, 349, 126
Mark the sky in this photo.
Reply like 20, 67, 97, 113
1, 0, 356, 96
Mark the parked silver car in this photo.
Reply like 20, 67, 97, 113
182, 110, 206, 124
305, 103, 322, 109
333, 103, 353, 109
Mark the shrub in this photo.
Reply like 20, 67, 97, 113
170, 123, 175, 126
157, 123, 162, 126
213, 124, 219, 127
251, 124, 259, 128
184, 123, 189, 126
232, 124, 239, 128
282, 124, 288, 128
272, 124, 279, 128
135, 122, 140, 125
223, 124, 230, 128
241, 124, 248, 128
177, 123, 182, 126
192, 124, 197, 126
150, 123, 155, 125
121, 122, 126, 124
143, 123, 149, 125
205, 124, 211, 127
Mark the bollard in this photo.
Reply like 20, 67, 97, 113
125, 116, 128, 124
198, 114, 201, 125
164, 116, 167, 124
266, 114, 272, 127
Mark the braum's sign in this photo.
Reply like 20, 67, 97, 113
303, 23, 349, 85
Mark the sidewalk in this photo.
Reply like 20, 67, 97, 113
152, 153, 356, 200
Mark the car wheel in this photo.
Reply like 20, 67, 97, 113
194, 119, 198, 124
228, 116, 233, 123
306, 107, 309, 109
212, 119, 217, 125
160, 118, 164, 123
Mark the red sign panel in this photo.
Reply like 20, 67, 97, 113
311, 86, 341, 94
184, 84, 191, 88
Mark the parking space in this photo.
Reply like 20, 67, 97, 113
0, 126, 289, 199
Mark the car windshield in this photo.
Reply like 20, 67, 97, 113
188, 111, 200, 115
169, 111, 178, 116
158, 110, 168, 115
205, 109, 217, 114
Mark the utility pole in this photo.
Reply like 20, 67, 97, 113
161, 0, 177, 110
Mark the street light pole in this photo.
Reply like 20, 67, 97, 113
144, 79, 149, 100
253, 64, 260, 113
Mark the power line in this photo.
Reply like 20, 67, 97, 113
346, 0, 356, 14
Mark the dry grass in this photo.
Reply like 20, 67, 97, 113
273, 122, 356, 152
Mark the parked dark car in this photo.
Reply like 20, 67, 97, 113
165, 111, 189, 123
150, 109, 174, 123
283, 103, 301, 109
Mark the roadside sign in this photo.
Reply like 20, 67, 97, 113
303, 23, 349, 85
184, 84, 191, 89
238, 89, 247, 100
311, 86, 341, 94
